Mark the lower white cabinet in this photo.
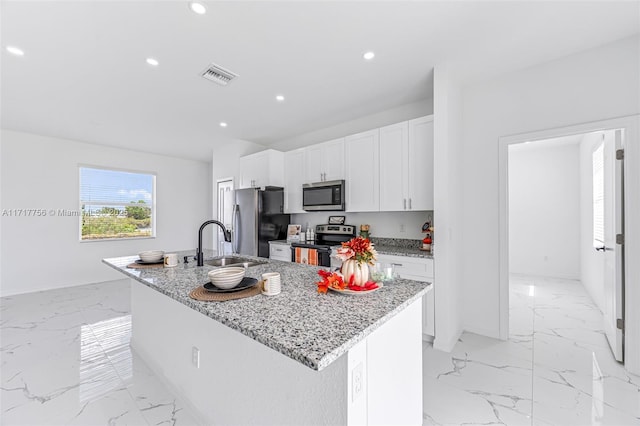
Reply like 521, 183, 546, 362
269, 241, 291, 262
376, 253, 435, 339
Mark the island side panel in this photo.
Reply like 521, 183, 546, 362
366, 298, 423, 425
130, 280, 348, 425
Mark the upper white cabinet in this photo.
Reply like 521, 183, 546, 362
345, 129, 379, 212
379, 122, 409, 211
304, 138, 345, 183
379, 117, 434, 211
407, 116, 434, 211
238, 149, 284, 189
284, 148, 306, 213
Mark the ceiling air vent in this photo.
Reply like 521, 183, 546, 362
200, 63, 238, 86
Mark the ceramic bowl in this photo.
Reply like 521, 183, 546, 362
208, 267, 245, 289
138, 250, 165, 262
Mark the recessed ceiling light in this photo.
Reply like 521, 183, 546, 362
189, 2, 206, 15
363, 51, 375, 60
275, 95, 285, 102
6, 46, 25, 56
146, 58, 159, 66
220, 122, 227, 128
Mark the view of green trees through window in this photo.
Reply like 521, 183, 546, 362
80, 167, 155, 240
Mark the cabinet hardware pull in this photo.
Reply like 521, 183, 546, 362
409, 198, 412, 209
392, 263, 403, 267
403, 199, 407, 210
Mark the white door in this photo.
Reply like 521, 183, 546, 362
217, 179, 234, 255
600, 130, 624, 361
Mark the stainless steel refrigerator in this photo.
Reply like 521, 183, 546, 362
232, 187, 290, 258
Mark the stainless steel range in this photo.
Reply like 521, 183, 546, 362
290, 224, 356, 267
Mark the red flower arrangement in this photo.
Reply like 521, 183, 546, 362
316, 269, 379, 293
334, 236, 378, 265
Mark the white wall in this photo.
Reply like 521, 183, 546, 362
462, 35, 640, 338
508, 142, 580, 279
579, 132, 608, 312
291, 211, 431, 240
271, 99, 433, 152
432, 64, 464, 351
0, 130, 212, 296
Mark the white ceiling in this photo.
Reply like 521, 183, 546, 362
2, 1, 639, 161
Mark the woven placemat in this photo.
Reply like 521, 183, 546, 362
189, 284, 262, 302
126, 262, 165, 269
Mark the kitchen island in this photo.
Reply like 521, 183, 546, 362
103, 251, 431, 425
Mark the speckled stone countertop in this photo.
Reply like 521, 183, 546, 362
371, 237, 433, 259
103, 250, 431, 371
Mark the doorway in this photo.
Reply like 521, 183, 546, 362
498, 116, 637, 371
507, 130, 623, 360
216, 178, 234, 255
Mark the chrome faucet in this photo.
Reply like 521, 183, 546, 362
197, 220, 232, 266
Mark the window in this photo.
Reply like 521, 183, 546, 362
592, 142, 604, 247
80, 167, 156, 241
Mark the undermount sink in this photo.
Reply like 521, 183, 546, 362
205, 256, 268, 268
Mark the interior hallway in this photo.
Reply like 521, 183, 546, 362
423, 276, 640, 425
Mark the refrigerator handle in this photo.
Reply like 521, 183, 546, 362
231, 204, 238, 254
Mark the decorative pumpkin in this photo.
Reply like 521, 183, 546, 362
341, 259, 369, 287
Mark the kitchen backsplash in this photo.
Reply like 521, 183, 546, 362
290, 210, 433, 240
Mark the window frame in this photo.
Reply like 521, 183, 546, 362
78, 165, 157, 242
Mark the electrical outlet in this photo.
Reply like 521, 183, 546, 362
192, 346, 200, 368
352, 363, 363, 402
399, 224, 405, 233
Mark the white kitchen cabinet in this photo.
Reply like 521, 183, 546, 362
407, 115, 434, 210
304, 138, 345, 183
238, 149, 284, 189
377, 253, 435, 339
379, 121, 409, 211
284, 148, 305, 213
379, 116, 434, 211
345, 129, 379, 212
269, 241, 291, 262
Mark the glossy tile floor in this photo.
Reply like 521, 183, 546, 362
423, 276, 640, 425
3, 277, 639, 425
1, 280, 200, 425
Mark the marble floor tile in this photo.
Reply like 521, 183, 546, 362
1, 280, 200, 426
424, 275, 640, 425
4, 275, 639, 425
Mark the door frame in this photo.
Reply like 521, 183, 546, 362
498, 115, 640, 374
215, 177, 234, 253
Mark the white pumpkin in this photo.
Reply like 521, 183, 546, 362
341, 259, 369, 287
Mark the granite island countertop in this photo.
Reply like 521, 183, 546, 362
103, 251, 431, 371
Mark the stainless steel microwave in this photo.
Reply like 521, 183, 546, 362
302, 180, 345, 211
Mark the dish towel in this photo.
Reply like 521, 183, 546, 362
295, 247, 318, 265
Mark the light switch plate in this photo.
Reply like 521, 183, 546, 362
192, 346, 200, 368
